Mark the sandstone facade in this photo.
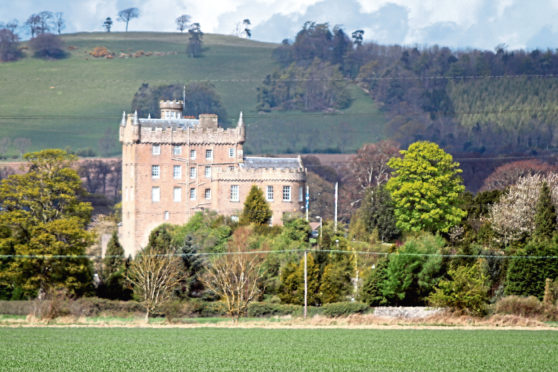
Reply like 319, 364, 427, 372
119, 100, 306, 256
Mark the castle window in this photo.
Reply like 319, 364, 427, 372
190, 188, 196, 200
173, 165, 181, 179
152, 165, 160, 179
267, 186, 274, 201
190, 167, 197, 179
205, 149, 213, 160
190, 149, 196, 159
152, 187, 160, 202
205, 166, 211, 178
152, 145, 160, 155
228, 148, 235, 158
230, 185, 239, 202
173, 145, 182, 155
299, 186, 304, 202
282, 186, 291, 202
164, 211, 170, 220
205, 188, 211, 200
173, 187, 182, 202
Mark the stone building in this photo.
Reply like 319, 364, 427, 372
119, 100, 306, 256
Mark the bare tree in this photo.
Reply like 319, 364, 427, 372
13, 138, 31, 158
118, 8, 140, 32
103, 17, 113, 32
0, 29, 21, 62
5, 19, 18, 34
201, 227, 264, 321
127, 246, 183, 322
24, 14, 41, 38
176, 14, 190, 32
54, 12, 65, 34
24, 12, 52, 38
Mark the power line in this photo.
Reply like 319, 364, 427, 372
1, 249, 557, 260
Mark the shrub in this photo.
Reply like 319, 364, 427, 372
0, 300, 33, 315
188, 299, 227, 317
246, 302, 300, 317
428, 261, 489, 316
29, 33, 67, 59
89, 46, 112, 58
320, 302, 369, 317
493, 296, 544, 317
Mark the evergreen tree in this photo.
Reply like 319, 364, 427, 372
240, 185, 272, 226
356, 186, 400, 242
100, 232, 131, 300
278, 253, 321, 305
178, 234, 205, 297
534, 182, 556, 240
319, 257, 352, 303
360, 258, 389, 306
505, 238, 558, 299
147, 224, 174, 254
103, 231, 124, 278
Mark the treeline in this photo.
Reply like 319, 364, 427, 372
260, 22, 558, 154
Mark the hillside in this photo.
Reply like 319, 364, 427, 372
0, 32, 386, 156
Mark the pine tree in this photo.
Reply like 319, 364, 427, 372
319, 258, 352, 303
534, 182, 556, 240
240, 185, 272, 226
103, 231, 124, 279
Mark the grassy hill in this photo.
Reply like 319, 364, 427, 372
0, 32, 386, 157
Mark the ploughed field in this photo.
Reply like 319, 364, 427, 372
1, 327, 557, 371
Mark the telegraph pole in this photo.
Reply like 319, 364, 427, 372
304, 249, 308, 319
334, 182, 338, 232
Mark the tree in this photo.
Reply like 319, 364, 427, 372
505, 238, 558, 299
118, 7, 140, 32
386, 141, 466, 233
360, 258, 389, 305
127, 244, 183, 322
240, 185, 272, 226
428, 261, 489, 316
187, 23, 203, 58
351, 185, 400, 242
0, 150, 94, 298
319, 257, 352, 303
24, 12, 52, 38
29, 33, 66, 59
103, 17, 113, 32
534, 182, 557, 240
201, 227, 264, 320
351, 29, 364, 47
278, 253, 321, 305
176, 14, 190, 32
489, 174, 558, 245
0, 28, 22, 62
99, 231, 131, 300
177, 234, 205, 297
242, 19, 251, 38
54, 12, 65, 34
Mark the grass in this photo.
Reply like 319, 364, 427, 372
0, 32, 385, 157
0, 327, 556, 371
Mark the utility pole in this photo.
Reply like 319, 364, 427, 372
305, 185, 309, 221
304, 249, 308, 319
334, 182, 338, 232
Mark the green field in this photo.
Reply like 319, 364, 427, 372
0, 328, 556, 371
0, 32, 385, 156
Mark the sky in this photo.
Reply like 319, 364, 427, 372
2, 0, 558, 50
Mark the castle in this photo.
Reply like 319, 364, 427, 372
119, 100, 306, 256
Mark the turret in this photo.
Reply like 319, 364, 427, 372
237, 111, 245, 142
160, 100, 183, 119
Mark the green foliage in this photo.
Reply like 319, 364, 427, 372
245, 302, 300, 317
278, 253, 321, 306
319, 258, 353, 304
534, 182, 557, 240
172, 211, 233, 254
0, 149, 94, 297
320, 302, 369, 317
428, 261, 490, 316
352, 186, 400, 242
103, 231, 124, 277
257, 59, 352, 112
505, 238, 558, 299
176, 234, 206, 297
147, 224, 174, 254
131, 82, 228, 123
360, 258, 389, 306
240, 185, 272, 226
387, 141, 466, 234
382, 233, 445, 305
99, 232, 131, 300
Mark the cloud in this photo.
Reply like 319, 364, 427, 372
2, 0, 558, 50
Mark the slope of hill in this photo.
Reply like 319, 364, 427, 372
0, 32, 386, 156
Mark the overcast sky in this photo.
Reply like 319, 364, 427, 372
2, 0, 558, 50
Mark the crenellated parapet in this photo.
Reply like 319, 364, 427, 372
214, 166, 306, 183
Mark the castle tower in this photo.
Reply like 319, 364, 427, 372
160, 100, 183, 119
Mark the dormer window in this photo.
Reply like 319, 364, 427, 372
152, 144, 160, 155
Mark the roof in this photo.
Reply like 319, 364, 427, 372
138, 118, 200, 129
242, 156, 302, 169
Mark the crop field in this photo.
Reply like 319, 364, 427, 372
1, 327, 557, 371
